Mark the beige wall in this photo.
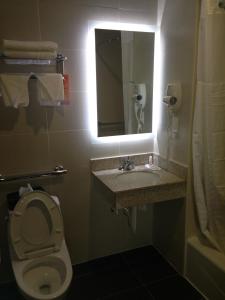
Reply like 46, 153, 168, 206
0, 0, 157, 282
153, 0, 199, 273
156, 0, 198, 166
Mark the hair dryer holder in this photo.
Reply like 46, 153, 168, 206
163, 82, 182, 112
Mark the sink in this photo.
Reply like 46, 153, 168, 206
115, 170, 159, 185
92, 165, 176, 193
108, 167, 161, 192
91, 157, 186, 232
92, 161, 186, 208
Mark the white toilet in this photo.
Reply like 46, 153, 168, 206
8, 190, 73, 300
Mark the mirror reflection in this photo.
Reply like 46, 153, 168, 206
95, 29, 155, 137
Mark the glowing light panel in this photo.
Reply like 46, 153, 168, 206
86, 21, 161, 143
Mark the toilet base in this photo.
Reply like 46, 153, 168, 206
10, 240, 73, 300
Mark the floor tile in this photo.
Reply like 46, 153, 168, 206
0, 246, 205, 300
67, 260, 140, 299
75, 253, 128, 278
0, 282, 23, 300
121, 245, 164, 267
122, 246, 177, 284
101, 286, 154, 300
146, 275, 205, 300
66, 273, 101, 300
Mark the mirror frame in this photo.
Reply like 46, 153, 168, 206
87, 21, 160, 143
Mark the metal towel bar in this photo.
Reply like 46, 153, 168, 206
0, 54, 67, 65
0, 165, 67, 183
0, 54, 67, 74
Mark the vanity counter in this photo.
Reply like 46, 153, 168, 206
92, 165, 186, 208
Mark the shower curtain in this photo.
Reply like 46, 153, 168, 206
193, 0, 225, 252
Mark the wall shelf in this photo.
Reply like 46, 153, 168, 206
0, 54, 67, 74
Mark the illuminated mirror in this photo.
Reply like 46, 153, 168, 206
95, 29, 155, 137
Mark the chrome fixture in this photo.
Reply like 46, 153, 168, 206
0, 165, 67, 183
0, 54, 67, 65
118, 157, 135, 171
0, 54, 67, 75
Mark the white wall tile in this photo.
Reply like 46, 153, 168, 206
81, 0, 119, 9
119, 137, 154, 156
157, 0, 197, 165
119, 9, 157, 25
119, 0, 157, 12
0, 0, 40, 41
91, 140, 120, 159
0, 133, 50, 175
39, 0, 88, 50
63, 50, 88, 91
46, 91, 89, 132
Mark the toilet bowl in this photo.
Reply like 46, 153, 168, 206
8, 190, 73, 300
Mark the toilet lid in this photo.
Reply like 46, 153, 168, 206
10, 191, 64, 260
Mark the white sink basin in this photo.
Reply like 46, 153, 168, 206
92, 165, 185, 193
92, 163, 186, 207
115, 170, 159, 185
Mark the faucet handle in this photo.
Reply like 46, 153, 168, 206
118, 157, 126, 170
149, 153, 154, 165
118, 156, 135, 170
126, 156, 135, 170
118, 164, 124, 170
128, 161, 135, 170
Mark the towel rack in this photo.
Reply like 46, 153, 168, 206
0, 165, 67, 183
0, 54, 66, 64
0, 54, 67, 74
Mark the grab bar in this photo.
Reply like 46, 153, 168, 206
0, 165, 67, 183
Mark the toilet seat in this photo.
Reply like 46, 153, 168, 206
10, 191, 64, 260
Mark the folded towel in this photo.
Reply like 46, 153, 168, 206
1, 40, 58, 52
36, 73, 64, 106
3, 50, 57, 59
0, 74, 31, 108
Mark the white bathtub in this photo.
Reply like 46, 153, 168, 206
186, 236, 225, 300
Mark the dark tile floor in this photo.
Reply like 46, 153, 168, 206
0, 246, 205, 300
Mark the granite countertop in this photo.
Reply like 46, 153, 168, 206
92, 165, 185, 194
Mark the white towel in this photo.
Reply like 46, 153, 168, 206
0, 74, 31, 108
3, 50, 57, 59
1, 40, 58, 52
36, 73, 64, 106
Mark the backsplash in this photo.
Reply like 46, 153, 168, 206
90, 152, 151, 171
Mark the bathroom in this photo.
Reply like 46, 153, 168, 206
0, 0, 224, 299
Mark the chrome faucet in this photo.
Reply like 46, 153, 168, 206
118, 156, 135, 171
